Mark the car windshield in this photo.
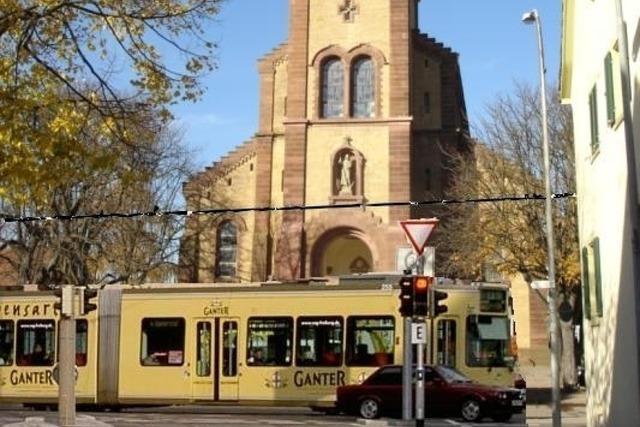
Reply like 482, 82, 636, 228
435, 365, 472, 384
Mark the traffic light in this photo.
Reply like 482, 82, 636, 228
398, 275, 414, 317
53, 287, 63, 314
53, 285, 73, 315
79, 287, 98, 315
431, 289, 449, 318
413, 276, 431, 316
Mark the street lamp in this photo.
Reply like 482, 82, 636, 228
522, 9, 562, 427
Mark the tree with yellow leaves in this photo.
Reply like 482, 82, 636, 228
437, 83, 581, 388
0, 0, 222, 202
0, 106, 194, 286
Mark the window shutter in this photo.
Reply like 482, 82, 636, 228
581, 246, 591, 320
604, 52, 615, 125
592, 238, 603, 317
589, 86, 599, 153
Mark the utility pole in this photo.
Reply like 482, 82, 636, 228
522, 10, 561, 426
56, 284, 76, 427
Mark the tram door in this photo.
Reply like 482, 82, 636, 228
217, 318, 239, 401
191, 319, 214, 401
190, 318, 239, 401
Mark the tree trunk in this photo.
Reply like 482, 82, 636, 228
559, 292, 578, 389
560, 319, 576, 388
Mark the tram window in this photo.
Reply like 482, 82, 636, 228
0, 321, 14, 366
436, 320, 456, 368
466, 315, 510, 367
346, 316, 395, 367
296, 317, 343, 367
75, 320, 88, 366
246, 317, 292, 366
16, 320, 55, 367
480, 290, 506, 312
140, 318, 185, 366
55, 320, 88, 366
196, 322, 211, 376
222, 321, 238, 376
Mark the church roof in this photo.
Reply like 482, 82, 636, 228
258, 42, 288, 71
183, 138, 257, 194
413, 32, 458, 57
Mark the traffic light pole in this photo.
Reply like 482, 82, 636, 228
402, 316, 412, 421
415, 256, 425, 427
58, 285, 76, 427
415, 317, 425, 427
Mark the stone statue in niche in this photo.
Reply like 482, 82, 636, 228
338, 152, 354, 195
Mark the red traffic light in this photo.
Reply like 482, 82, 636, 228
414, 276, 430, 291
413, 276, 432, 316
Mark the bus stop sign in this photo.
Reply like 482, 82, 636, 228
400, 218, 439, 256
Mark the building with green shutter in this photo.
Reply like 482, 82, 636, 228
561, 0, 640, 425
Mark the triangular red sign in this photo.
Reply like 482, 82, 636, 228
400, 218, 439, 256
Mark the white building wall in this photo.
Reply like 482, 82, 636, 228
563, 1, 640, 425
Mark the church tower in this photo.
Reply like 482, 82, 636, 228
181, 0, 469, 282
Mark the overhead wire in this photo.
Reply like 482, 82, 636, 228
0, 192, 576, 224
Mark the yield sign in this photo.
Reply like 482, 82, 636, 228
400, 218, 439, 256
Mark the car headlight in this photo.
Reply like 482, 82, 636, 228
495, 391, 508, 400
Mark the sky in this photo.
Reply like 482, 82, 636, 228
171, 0, 562, 170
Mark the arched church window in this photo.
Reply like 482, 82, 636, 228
216, 221, 237, 278
351, 56, 375, 118
322, 58, 344, 118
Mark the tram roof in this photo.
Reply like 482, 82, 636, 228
0, 273, 510, 296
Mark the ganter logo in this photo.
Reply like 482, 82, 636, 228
293, 370, 346, 387
203, 300, 229, 316
9, 370, 54, 386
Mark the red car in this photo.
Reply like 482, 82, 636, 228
336, 365, 525, 422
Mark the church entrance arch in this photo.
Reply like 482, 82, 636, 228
311, 227, 374, 277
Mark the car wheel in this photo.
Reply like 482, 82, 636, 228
359, 397, 381, 419
492, 413, 512, 422
460, 398, 482, 422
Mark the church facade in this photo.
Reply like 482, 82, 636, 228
179, 0, 471, 283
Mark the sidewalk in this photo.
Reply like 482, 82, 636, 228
526, 388, 586, 426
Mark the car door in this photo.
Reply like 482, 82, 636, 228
425, 367, 452, 416
364, 367, 403, 415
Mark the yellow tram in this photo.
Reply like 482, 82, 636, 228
0, 276, 519, 407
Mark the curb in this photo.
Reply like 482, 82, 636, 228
2, 415, 113, 427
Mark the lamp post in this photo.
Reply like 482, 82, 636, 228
522, 9, 562, 427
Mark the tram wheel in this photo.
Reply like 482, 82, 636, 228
26, 404, 54, 411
